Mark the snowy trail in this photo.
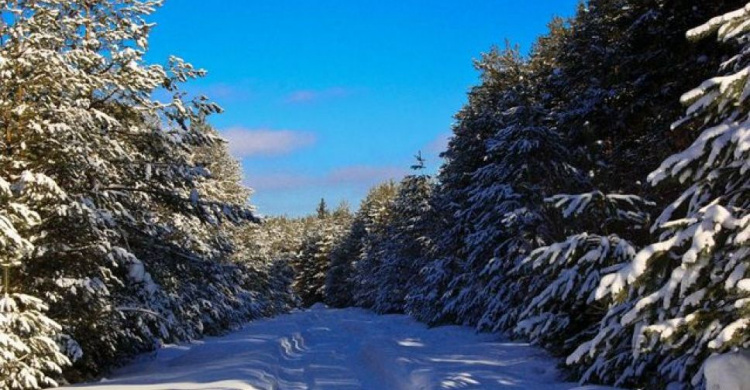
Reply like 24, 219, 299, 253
65, 306, 613, 390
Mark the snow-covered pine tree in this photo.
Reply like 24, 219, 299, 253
294, 229, 330, 307
442, 46, 535, 327
569, 4, 750, 387
511, 192, 653, 355
190, 124, 283, 317
1, 273, 70, 390
237, 215, 306, 312
372, 154, 435, 314
293, 205, 350, 307
326, 215, 367, 308
552, 0, 738, 197
0, 174, 71, 389
406, 43, 525, 325
0, 0, 257, 379
450, 44, 583, 332
350, 182, 399, 309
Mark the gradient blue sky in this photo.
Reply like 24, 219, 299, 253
146, 0, 579, 216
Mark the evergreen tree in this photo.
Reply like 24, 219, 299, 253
350, 182, 399, 308
372, 155, 435, 314
552, 0, 738, 198
325, 219, 365, 308
0, 178, 70, 389
237, 215, 307, 312
316, 198, 329, 220
409, 44, 526, 324
445, 43, 583, 330
570, 4, 750, 387
511, 192, 653, 355
325, 202, 368, 308
0, 284, 70, 390
293, 203, 350, 307
0, 0, 258, 380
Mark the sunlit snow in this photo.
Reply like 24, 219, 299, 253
65, 305, 617, 390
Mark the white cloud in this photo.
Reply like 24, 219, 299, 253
284, 87, 352, 104
221, 128, 317, 158
246, 173, 314, 191
247, 165, 408, 192
183, 83, 253, 103
425, 132, 451, 154
325, 165, 407, 186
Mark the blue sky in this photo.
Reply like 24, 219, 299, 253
146, 0, 579, 217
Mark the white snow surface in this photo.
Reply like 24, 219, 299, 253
704, 351, 750, 390
65, 306, 616, 390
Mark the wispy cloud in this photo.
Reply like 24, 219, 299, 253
246, 173, 314, 191
425, 132, 452, 154
326, 165, 407, 186
221, 128, 317, 158
247, 165, 408, 192
284, 87, 352, 104
185, 83, 252, 103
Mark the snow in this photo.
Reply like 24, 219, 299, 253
703, 351, 750, 390
64, 307, 617, 390
708, 319, 750, 350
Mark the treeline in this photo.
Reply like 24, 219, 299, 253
244, 199, 354, 309
296, 2, 749, 389
0, 1, 296, 388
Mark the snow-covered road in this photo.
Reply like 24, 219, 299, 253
66, 305, 612, 390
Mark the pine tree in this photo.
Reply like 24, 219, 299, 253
445, 44, 583, 330
570, 4, 750, 387
511, 192, 653, 355
372, 155, 435, 314
293, 203, 350, 307
0, 0, 257, 380
237, 215, 307, 312
552, 0, 738, 198
350, 182, 399, 308
0, 283, 70, 390
0, 176, 70, 389
410, 44, 524, 324
325, 218, 365, 307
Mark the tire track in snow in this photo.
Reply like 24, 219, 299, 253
65, 306, 617, 390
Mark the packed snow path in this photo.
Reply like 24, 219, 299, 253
68, 306, 613, 390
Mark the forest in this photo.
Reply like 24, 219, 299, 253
1, 0, 748, 389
